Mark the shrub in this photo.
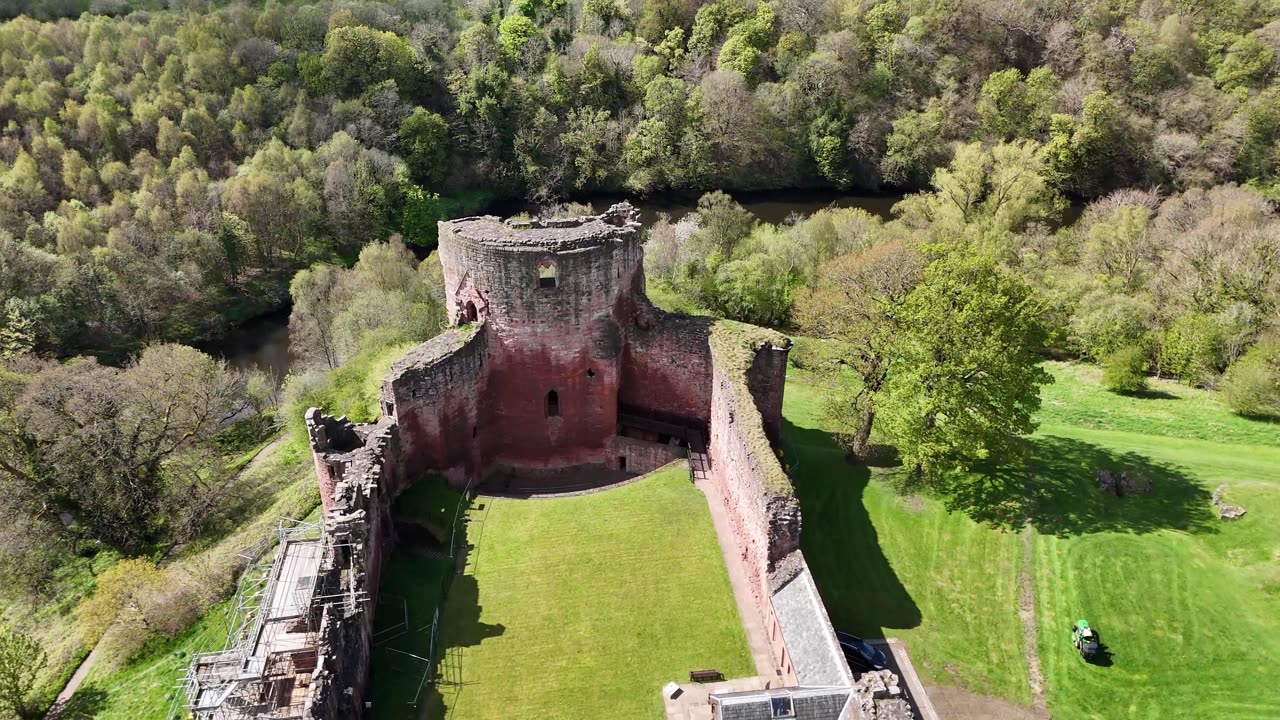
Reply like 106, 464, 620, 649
1221, 345, 1280, 417
1102, 345, 1149, 394
1158, 313, 1225, 384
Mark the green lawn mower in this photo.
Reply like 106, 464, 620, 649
1071, 619, 1100, 661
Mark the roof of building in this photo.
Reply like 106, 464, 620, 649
442, 202, 641, 250
712, 686, 853, 720
771, 562, 854, 689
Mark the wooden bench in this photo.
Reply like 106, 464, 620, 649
689, 669, 723, 683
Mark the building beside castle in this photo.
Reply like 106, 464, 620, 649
185, 203, 859, 719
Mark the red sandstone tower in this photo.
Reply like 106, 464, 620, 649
298, 206, 860, 720
434, 203, 644, 473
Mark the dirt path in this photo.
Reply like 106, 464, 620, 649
44, 645, 100, 717
1017, 525, 1049, 718
44, 432, 289, 717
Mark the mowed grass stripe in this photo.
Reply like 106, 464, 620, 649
784, 378, 1030, 704
436, 466, 752, 720
785, 363, 1280, 718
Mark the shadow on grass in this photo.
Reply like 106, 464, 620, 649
369, 476, 499, 720
381, 490, 503, 720
783, 418, 922, 638
945, 435, 1217, 537
1117, 388, 1179, 400
47, 686, 109, 719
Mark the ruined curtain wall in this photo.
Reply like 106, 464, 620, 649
303, 420, 404, 719
702, 324, 800, 666
383, 326, 488, 485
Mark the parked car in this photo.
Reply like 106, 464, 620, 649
836, 631, 889, 672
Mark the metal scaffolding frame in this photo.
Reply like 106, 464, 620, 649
180, 517, 368, 720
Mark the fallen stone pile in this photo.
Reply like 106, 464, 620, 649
1097, 469, 1152, 497
853, 669, 915, 720
1212, 483, 1247, 520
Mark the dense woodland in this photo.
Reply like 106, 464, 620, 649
1, 0, 1280, 711
0, 0, 1278, 359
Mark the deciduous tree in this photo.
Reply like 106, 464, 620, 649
879, 250, 1051, 481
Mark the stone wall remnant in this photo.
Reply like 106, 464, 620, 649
285, 203, 855, 719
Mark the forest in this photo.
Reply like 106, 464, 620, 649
0, 0, 1279, 714
0, 0, 1277, 360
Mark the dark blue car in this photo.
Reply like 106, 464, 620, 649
836, 631, 889, 672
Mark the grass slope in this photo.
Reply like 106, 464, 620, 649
784, 377, 1029, 702
370, 478, 466, 718
432, 465, 752, 720
785, 360, 1280, 719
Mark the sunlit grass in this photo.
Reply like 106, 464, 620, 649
432, 465, 752, 720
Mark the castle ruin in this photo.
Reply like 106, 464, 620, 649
185, 203, 857, 719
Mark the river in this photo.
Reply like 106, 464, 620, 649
209, 191, 946, 376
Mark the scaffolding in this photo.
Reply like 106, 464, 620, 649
180, 517, 368, 720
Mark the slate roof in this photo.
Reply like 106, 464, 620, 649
771, 563, 854, 689
713, 686, 852, 720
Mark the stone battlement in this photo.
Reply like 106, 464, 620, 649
442, 202, 641, 249
282, 209, 857, 720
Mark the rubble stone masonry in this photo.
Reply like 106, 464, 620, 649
302, 203, 853, 719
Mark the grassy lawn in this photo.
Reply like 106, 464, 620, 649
1030, 371, 1280, 719
784, 376, 1030, 702
430, 465, 752, 720
370, 478, 466, 718
785, 360, 1280, 719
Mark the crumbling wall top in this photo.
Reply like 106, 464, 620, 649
441, 202, 641, 250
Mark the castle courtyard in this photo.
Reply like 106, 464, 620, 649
428, 465, 754, 720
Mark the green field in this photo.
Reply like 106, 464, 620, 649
786, 361, 1280, 719
430, 465, 752, 720
369, 477, 465, 718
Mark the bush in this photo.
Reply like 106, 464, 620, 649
1157, 313, 1225, 385
1102, 345, 1149, 394
1221, 346, 1280, 417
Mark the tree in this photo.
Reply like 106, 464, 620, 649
693, 191, 755, 256
881, 99, 948, 187
399, 108, 449, 189
711, 252, 795, 326
5, 347, 246, 551
0, 624, 44, 719
879, 250, 1051, 481
637, 0, 696, 43
321, 25, 417, 97
1221, 342, 1280, 417
499, 14, 541, 59
1082, 202, 1157, 290
583, 0, 630, 36
289, 264, 350, 370
623, 75, 710, 190
795, 240, 925, 457
977, 67, 1059, 140
1215, 34, 1274, 91
1102, 345, 1149, 394
0, 304, 35, 359
1042, 91, 1146, 196
1157, 313, 1224, 384
896, 140, 1062, 237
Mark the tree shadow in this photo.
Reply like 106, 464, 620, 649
1118, 388, 1178, 400
46, 686, 109, 719
783, 418, 922, 638
946, 435, 1217, 537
